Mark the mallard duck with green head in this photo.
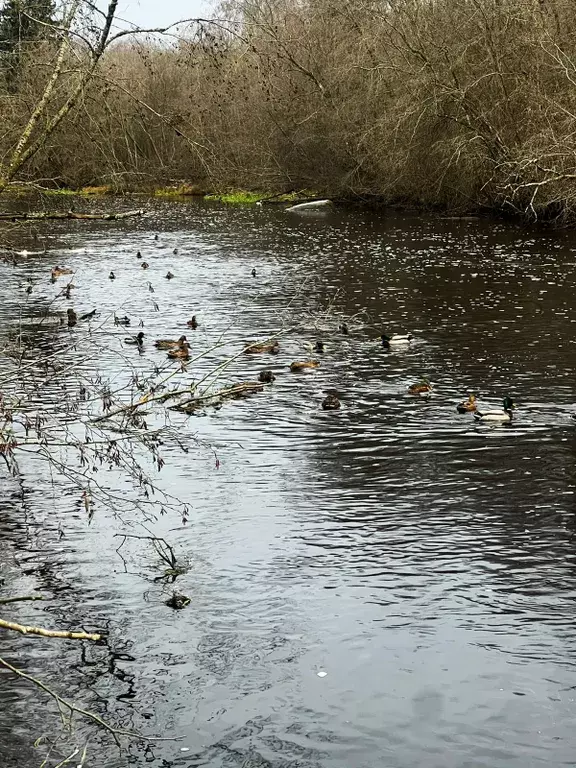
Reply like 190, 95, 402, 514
474, 396, 515, 422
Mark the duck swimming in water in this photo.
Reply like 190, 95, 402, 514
244, 340, 280, 354
187, 316, 198, 330
109, 271, 116, 280
322, 392, 341, 410
167, 340, 190, 360
258, 369, 276, 383
290, 360, 319, 372
51, 266, 73, 279
456, 394, 477, 413
125, 332, 145, 346
408, 378, 432, 395
381, 333, 413, 348
155, 335, 187, 350
474, 396, 515, 422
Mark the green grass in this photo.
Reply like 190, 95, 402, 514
204, 190, 319, 205
205, 191, 265, 204
42, 188, 77, 196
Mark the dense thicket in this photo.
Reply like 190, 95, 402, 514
0, 0, 55, 87
3, 0, 576, 222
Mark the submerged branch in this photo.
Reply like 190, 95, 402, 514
0, 656, 140, 744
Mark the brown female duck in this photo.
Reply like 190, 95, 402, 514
290, 360, 319, 372
155, 335, 188, 350
244, 340, 280, 355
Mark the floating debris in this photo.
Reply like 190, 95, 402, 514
286, 199, 332, 212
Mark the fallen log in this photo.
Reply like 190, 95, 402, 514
171, 381, 265, 413
0, 209, 145, 221
285, 199, 332, 212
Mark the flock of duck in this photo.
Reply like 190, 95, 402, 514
49, 258, 517, 420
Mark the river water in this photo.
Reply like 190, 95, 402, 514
1, 199, 576, 767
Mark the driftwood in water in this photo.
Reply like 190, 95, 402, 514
171, 381, 265, 413
285, 199, 332, 212
0, 209, 145, 221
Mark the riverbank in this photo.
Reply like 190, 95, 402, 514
0, 184, 535, 230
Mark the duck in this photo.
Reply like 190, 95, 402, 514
166, 271, 174, 280
258, 369, 276, 383
456, 394, 477, 413
167, 342, 190, 360
408, 378, 432, 395
290, 360, 319, 372
155, 335, 188, 350
251, 268, 257, 277
173, 248, 179, 255
244, 340, 280, 354
137, 250, 142, 259
141, 262, 149, 269
51, 266, 73, 279
474, 396, 515, 423
187, 316, 198, 330
322, 393, 341, 410
66, 308, 77, 327
125, 331, 145, 346
165, 592, 190, 610
114, 314, 131, 326
381, 333, 413, 348
339, 322, 349, 335
79, 309, 97, 321
315, 341, 325, 353
109, 271, 116, 280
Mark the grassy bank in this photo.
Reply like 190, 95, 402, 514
1, 185, 323, 207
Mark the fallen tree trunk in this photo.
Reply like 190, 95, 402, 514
171, 381, 265, 413
0, 209, 145, 221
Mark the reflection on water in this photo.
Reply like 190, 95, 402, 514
2, 200, 576, 767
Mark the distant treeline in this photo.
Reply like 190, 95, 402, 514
2, 0, 576, 223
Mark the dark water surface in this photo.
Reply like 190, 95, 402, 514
2, 199, 576, 767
